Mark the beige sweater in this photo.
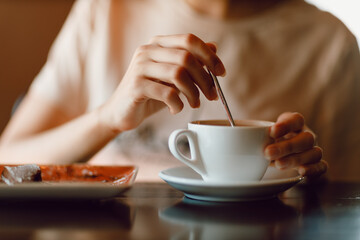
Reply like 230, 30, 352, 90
30, 0, 360, 181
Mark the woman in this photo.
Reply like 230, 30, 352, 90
2, 0, 357, 181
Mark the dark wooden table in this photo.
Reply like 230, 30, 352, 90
0, 181, 359, 240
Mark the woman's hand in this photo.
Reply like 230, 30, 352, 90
98, 34, 225, 133
264, 112, 328, 178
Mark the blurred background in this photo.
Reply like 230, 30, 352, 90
0, 0, 359, 133
0, 0, 74, 133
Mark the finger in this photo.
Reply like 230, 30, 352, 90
138, 78, 184, 114
140, 61, 201, 108
274, 146, 323, 169
270, 112, 305, 138
265, 131, 315, 160
298, 159, 328, 177
206, 42, 217, 53
142, 46, 217, 101
150, 34, 226, 76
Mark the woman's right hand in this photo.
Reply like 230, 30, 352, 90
98, 34, 226, 133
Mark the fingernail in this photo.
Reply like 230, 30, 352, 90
275, 160, 288, 169
265, 147, 280, 160
215, 63, 225, 76
270, 126, 276, 138
298, 167, 306, 176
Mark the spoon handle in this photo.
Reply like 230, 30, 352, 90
206, 67, 235, 127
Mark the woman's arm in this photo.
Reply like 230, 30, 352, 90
0, 34, 225, 165
0, 93, 117, 164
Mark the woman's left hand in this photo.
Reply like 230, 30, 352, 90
264, 112, 328, 178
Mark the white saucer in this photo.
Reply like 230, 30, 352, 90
159, 166, 303, 202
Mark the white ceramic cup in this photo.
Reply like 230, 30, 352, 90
168, 120, 274, 183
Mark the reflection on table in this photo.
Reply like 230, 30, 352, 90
160, 197, 297, 240
0, 199, 134, 239
0, 182, 359, 240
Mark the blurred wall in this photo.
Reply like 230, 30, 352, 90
0, 0, 74, 133
306, 0, 360, 47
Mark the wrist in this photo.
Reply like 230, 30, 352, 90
93, 106, 121, 139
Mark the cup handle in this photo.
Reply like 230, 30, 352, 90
168, 129, 206, 177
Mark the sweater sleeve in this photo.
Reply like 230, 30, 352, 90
28, 0, 97, 117
318, 35, 360, 181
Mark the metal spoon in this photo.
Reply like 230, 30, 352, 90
206, 67, 235, 127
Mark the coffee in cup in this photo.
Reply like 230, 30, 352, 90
168, 120, 274, 183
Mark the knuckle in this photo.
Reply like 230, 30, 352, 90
149, 35, 161, 44
132, 75, 145, 89
134, 45, 151, 59
133, 62, 147, 75
134, 74, 143, 83
135, 45, 148, 54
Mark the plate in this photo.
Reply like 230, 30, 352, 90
0, 165, 138, 199
159, 166, 303, 202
